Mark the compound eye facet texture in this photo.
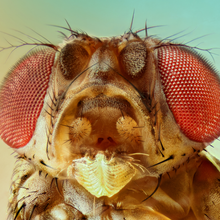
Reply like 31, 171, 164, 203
59, 43, 89, 80
0, 48, 56, 148
119, 41, 147, 78
158, 46, 220, 143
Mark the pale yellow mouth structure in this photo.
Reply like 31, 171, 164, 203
69, 153, 136, 198
66, 114, 143, 198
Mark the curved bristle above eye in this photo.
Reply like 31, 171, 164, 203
0, 48, 56, 148
158, 45, 220, 143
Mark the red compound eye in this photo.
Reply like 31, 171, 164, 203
158, 46, 220, 143
0, 48, 56, 148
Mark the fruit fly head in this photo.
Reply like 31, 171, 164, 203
1, 24, 220, 219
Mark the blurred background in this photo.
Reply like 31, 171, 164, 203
0, 0, 220, 218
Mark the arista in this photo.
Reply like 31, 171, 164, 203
1, 22, 220, 220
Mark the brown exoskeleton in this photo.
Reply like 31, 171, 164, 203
1, 22, 220, 219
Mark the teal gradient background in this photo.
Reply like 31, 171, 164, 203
0, 0, 220, 217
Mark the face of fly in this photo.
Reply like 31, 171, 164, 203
1, 23, 220, 219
